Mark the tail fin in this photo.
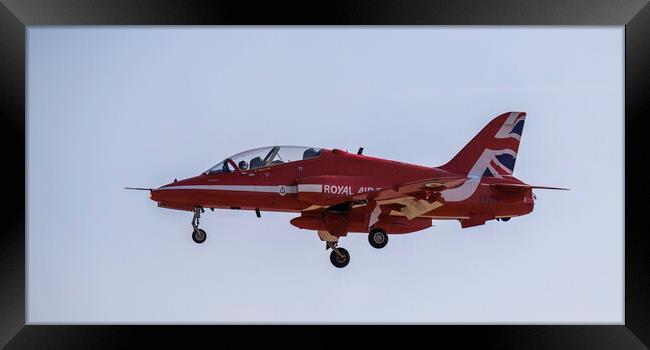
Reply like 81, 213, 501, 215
439, 112, 526, 177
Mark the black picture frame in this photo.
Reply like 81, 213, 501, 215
1, 1, 648, 348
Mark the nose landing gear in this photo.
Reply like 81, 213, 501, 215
191, 206, 207, 244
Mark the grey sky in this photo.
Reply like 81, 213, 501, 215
27, 27, 623, 323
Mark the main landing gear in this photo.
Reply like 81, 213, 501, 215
323, 228, 390, 268
368, 228, 388, 249
326, 241, 350, 268
191, 206, 207, 244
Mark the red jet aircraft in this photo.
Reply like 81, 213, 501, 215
128, 112, 567, 268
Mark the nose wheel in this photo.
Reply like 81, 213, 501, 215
192, 228, 207, 244
191, 206, 207, 244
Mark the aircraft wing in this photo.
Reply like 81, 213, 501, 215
342, 176, 468, 220
299, 176, 467, 217
351, 176, 467, 203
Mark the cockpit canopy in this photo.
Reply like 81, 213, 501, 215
206, 146, 322, 174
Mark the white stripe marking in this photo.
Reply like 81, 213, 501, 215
494, 112, 525, 139
491, 156, 513, 175
486, 163, 503, 179
441, 178, 480, 202
297, 184, 323, 193
369, 202, 381, 227
158, 185, 298, 194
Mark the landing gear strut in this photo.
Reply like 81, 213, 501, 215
326, 241, 350, 268
191, 206, 207, 244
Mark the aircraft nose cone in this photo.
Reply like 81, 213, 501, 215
150, 179, 187, 203
149, 188, 162, 202
149, 182, 174, 202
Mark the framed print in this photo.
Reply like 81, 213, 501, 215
0, 0, 648, 348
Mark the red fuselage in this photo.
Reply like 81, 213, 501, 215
150, 148, 534, 234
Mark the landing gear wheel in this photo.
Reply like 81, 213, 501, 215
329, 247, 350, 268
192, 228, 207, 244
501, 217, 511, 222
190, 206, 206, 244
368, 228, 388, 249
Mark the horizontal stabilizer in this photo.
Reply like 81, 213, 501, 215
490, 183, 569, 192
526, 185, 569, 190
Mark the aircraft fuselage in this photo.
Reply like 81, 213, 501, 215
150, 148, 534, 233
